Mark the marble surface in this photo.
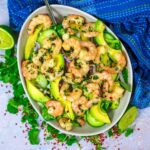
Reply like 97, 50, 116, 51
0, 0, 150, 150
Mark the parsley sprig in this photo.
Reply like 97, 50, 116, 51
0, 48, 79, 146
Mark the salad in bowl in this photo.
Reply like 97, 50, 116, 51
18, 5, 132, 136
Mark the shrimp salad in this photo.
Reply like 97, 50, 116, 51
22, 14, 130, 131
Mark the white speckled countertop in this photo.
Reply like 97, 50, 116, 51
0, 1, 150, 150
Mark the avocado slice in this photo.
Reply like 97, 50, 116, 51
90, 101, 111, 124
50, 77, 75, 120
112, 73, 118, 81
86, 111, 104, 127
94, 20, 107, 46
108, 48, 122, 63
25, 25, 42, 60
26, 80, 50, 103
37, 29, 57, 46
54, 54, 65, 72
50, 77, 61, 100
100, 53, 111, 66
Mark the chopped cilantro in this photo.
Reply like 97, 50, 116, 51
93, 75, 99, 80
47, 125, 59, 134
28, 128, 40, 145
46, 136, 53, 141
82, 85, 88, 92
42, 107, 55, 121
7, 98, 19, 114
125, 128, 133, 137
57, 133, 68, 142
66, 136, 78, 146
108, 129, 114, 137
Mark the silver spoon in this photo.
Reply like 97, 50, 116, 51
43, 0, 57, 25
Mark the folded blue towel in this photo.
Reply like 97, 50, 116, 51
8, 0, 150, 108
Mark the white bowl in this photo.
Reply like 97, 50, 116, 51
17, 5, 133, 136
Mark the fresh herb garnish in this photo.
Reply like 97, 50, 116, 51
57, 133, 68, 142
7, 98, 19, 114
42, 106, 55, 121
108, 129, 114, 137
125, 128, 134, 137
93, 75, 99, 80
28, 128, 40, 145
66, 136, 78, 146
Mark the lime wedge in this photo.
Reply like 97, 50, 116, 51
0, 26, 14, 50
118, 106, 138, 132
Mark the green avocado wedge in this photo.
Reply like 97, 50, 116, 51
50, 77, 75, 120
37, 29, 57, 46
86, 111, 104, 127
26, 80, 50, 103
50, 77, 61, 100
94, 20, 107, 46
90, 100, 111, 124
54, 54, 65, 72
25, 25, 42, 60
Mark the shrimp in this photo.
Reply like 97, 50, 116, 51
60, 83, 82, 102
72, 96, 88, 116
95, 46, 108, 64
86, 98, 101, 108
46, 100, 64, 117
67, 28, 75, 35
32, 48, 48, 66
22, 60, 38, 80
27, 14, 52, 35
42, 37, 62, 56
84, 83, 100, 99
41, 56, 64, 80
91, 72, 114, 92
41, 56, 55, 74
77, 118, 85, 126
102, 51, 126, 74
103, 83, 124, 101
62, 14, 85, 29
81, 23, 99, 37
62, 38, 81, 59
59, 117, 73, 131
79, 41, 97, 61
68, 60, 89, 78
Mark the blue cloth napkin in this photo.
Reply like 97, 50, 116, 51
8, 0, 150, 109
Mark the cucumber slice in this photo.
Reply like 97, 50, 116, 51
104, 31, 115, 40
35, 74, 48, 89
118, 106, 138, 131
86, 111, 104, 127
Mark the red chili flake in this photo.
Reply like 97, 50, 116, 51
22, 130, 25, 133
52, 134, 57, 138
14, 136, 16, 139
137, 128, 140, 131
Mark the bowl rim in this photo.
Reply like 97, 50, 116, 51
17, 4, 133, 136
